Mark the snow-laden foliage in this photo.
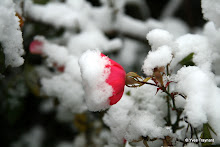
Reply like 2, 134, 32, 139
176, 66, 220, 135
103, 85, 170, 144
101, 24, 220, 145
143, 44, 173, 75
0, 0, 24, 67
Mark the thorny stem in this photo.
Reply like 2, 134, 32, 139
183, 118, 201, 146
139, 67, 192, 145
194, 128, 201, 147
140, 81, 186, 103
160, 86, 177, 111
166, 64, 170, 76
139, 81, 159, 87
141, 78, 186, 135
172, 109, 183, 133
164, 65, 182, 133
141, 81, 178, 110
166, 65, 172, 126
194, 128, 198, 139
143, 139, 149, 147
183, 123, 190, 147
189, 124, 194, 138
179, 93, 186, 99
166, 96, 171, 126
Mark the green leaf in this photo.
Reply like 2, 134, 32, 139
179, 53, 195, 66
207, 123, 217, 136
24, 64, 41, 97
143, 77, 151, 82
126, 91, 131, 96
200, 123, 213, 146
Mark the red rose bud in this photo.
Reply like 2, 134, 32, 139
79, 50, 126, 111
29, 40, 43, 54
101, 53, 126, 105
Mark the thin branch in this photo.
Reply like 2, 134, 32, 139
179, 93, 186, 99
140, 81, 159, 87
166, 96, 171, 126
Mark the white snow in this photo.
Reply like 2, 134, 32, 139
125, 111, 169, 141
34, 36, 69, 66
175, 67, 209, 127
125, 84, 169, 141
175, 66, 220, 139
72, 134, 86, 147
79, 50, 113, 111
161, 18, 189, 38
115, 14, 149, 39
104, 84, 169, 144
146, 29, 174, 51
31, 37, 87, 114
90, 6, 114, 32
202, 0, 220, 28
103, 94, 134, 144
32, 34, 121, 112
118, 38, 143, 71
41, 72, 86, 113
0, 0, 24, 67
203, 21, 220, 54
142, 45, 173, 75
129, 82, 167, 119
160, 0, 183, 19
145, 18, 189, 39
172, 34, 213, 72
67, 30, 122, 56
40, 55, 86, 113
25, 1, 81, 29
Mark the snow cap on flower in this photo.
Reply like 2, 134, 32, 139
29, 40, 43, 54
79, 50, 126, 111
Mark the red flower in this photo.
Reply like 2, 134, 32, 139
79, 50, 126, 111
101, 53, 126, 105
29, 40, 43, 54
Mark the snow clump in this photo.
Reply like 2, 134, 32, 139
0, 0, 24, 67
202, 0, 220, 28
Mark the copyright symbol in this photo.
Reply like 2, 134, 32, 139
185, 138, 189, 142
